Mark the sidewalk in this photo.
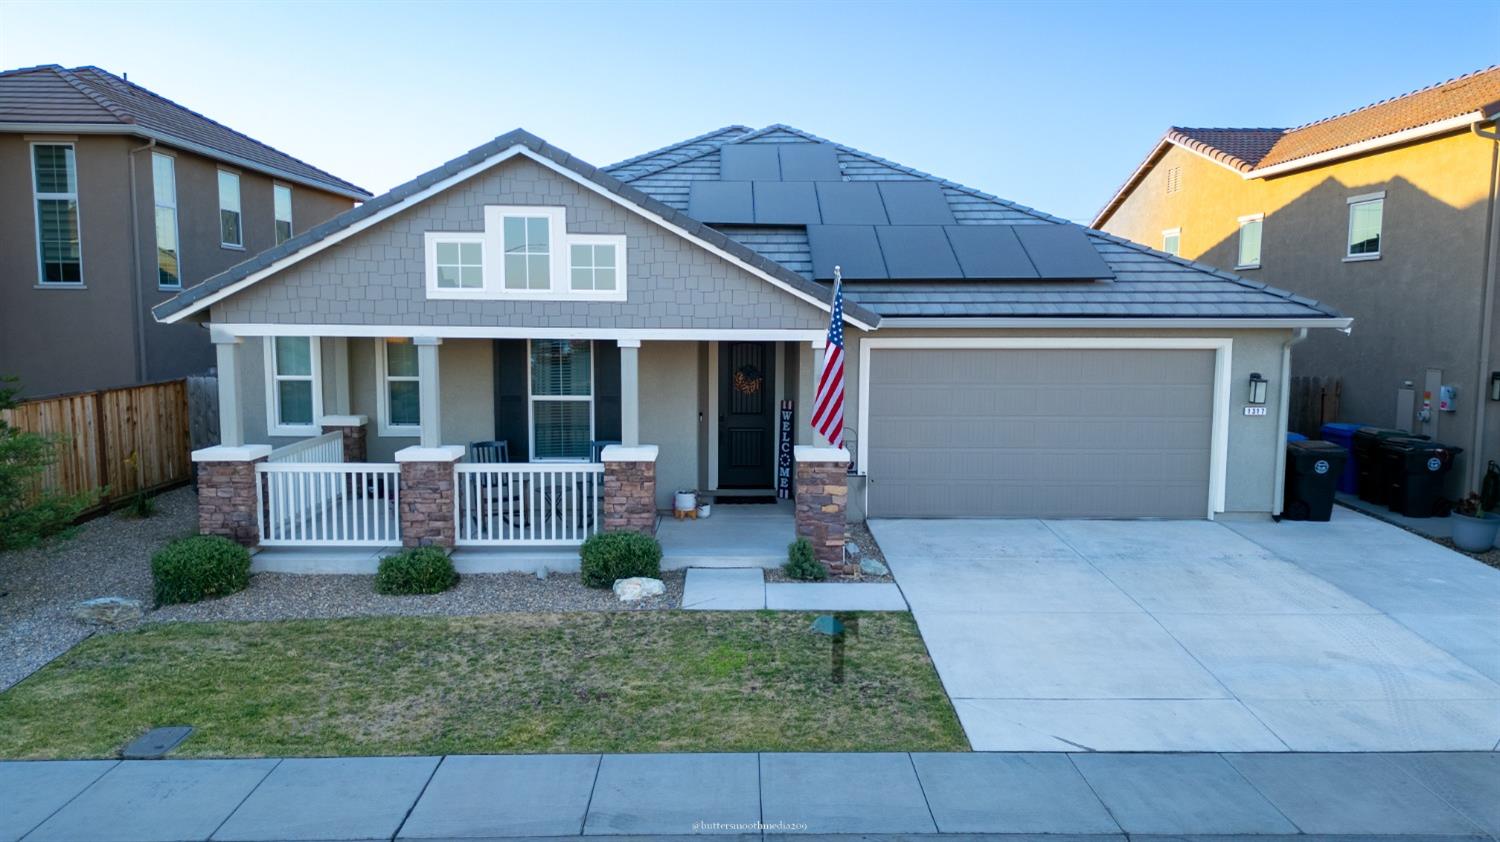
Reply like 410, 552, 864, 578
3, 750, 1496, 841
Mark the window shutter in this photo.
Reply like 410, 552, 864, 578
493, 339, 529, 461
595, 341, 621, 443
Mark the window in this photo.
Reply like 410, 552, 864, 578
1236, 214, 1263, 269
273, 184, 293, 245
1162, 228, 1181, 256
265, 336, 321, 435
152, 153, 181, 288
503, 215, 552, 290
1347, 193, 1384, 259
425, 207, 623, 300
529, 339, 592, 460
570, 240, 618, 292
378, 339, 421, 436
32, 143, 81, 285
436, 241, 483, 289
218, 170, 242, 247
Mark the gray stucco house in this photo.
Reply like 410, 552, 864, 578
154, 125, 1349, 566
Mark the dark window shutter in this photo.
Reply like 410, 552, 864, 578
493, 339, 530, 461
594, 340, 621, 443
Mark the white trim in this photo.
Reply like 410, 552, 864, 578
263, 335, 323, 436
217, 169, 243, 248
1236, 215, 1263, 270
856, 336, 1234, 518
30, 141, 83, 286
156, 144, 873, 330
318, 414, 367, 427
1161, 227, 1182, 256
211, 323, 831, 341
876, 316, 1353, 329
794, 445, 850, 463
1250, 113, 1485, 178
1237, 213, 1264, 223
1346, 190, 1387, 204
423, 231, 487, 299
526, 338, 595, 462
191, 444, 272, 463
151, 151, 183, 290
376, 338, 422, 438
1345, 194, 1384, 259
488, 205, 568, 296
393, 444, 464, 463
273, 182, 294, 245
601, 444, 659, 463
565, 233, 628, 301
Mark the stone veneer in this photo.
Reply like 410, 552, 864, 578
795, 446, 852, 575
320, 415, 368, 463
602, 445, 658, 535
396, 447, 463, 549
193, 445, 271, 547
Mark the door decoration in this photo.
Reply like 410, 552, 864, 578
733, 365, 763, 396
777, 399, 794, 499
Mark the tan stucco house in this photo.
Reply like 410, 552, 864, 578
1094, 66, 1500, 495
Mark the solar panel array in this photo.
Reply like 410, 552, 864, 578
806, 224, 1113, 281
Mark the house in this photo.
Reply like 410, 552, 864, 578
0, 65, 371, 396
153, 125, 1348, 567
1093, 66, 1500, 495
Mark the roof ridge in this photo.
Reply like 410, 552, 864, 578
612, 123, 791, 182
1281, 64, 1500, 134
603, 124, 753, 173
0, 63, 65, 77
53, 66, 135, 124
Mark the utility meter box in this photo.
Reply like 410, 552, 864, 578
1438, 385, 1456, 412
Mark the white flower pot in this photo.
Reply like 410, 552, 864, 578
1451, 512, 1500, 553
674, 490, 697, 512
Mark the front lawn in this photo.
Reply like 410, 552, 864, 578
0, 611, 965, 758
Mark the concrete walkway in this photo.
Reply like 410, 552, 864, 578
3, 751, 1496, 840
681, 567, 907, 611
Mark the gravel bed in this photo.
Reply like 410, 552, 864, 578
1336, 502, 1500, 571
764, 520, 894, 583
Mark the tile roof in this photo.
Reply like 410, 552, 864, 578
0, 64, 369, 198
1167, 128, 1285, 171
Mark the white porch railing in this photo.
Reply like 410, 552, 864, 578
256, 462, 401, 546
268, 430, 344, 464
455, 463, 604, 546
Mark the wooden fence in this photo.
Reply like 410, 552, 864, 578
1, 379, 193, 511
1288, 376, 1343, 437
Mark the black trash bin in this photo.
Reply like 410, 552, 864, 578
1283, 440, 1350, 521
1353, 427, 1426, 504
1380, 439, 1463, 518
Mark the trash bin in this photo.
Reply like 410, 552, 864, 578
1380, 439, 1463, 518
1319, 422, 1362, 494
1286, 432, 1308, 443
1283, 440, 1350, 521
1353, 427, 1426, 504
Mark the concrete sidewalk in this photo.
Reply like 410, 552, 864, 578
3, 751, 1496, 841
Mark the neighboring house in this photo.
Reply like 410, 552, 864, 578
1094, 66, 1500, 495
156, 125, 1349, 560
0, 65, 370, 396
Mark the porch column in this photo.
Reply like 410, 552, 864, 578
619, 339, 640, 447
602, 444, 658, 535
794, 445, 851, 575
319, 414, 368, 463
803, 339, 826, 445
210, 327, 244, 448
414, 336, 442, 448
395, 445, 464, 549
327, 337, 351, 415
192, 444, 271, 546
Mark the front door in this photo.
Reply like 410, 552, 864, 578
718, 341, 776, 489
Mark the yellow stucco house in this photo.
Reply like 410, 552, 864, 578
1095, 67, 1500, 496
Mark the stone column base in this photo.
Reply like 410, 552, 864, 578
319, 414, 369, 463
795, 445, 852, 575
192, 445, 272, 547
602, 445, 659, 536
395, 445, 464, 549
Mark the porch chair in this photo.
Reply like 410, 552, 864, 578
467, 440, 527, 533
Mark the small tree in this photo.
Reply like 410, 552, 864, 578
0, 378, 96, 550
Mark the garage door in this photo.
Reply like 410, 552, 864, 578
866, 348, 1216, 518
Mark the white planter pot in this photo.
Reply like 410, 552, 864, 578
1451, 512, 1500, 553
674, 490, 697, 512
697, 504, 712, 518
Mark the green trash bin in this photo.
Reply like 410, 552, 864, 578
1353, 427, 1426, 505
1379, 439, 1463, 518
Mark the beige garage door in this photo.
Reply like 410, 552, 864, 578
866, 348, 1216, 518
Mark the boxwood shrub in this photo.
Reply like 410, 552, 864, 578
783, 537, 827, 581
151, 535, 252, 605
579, 531, 662, 588
375, 547, 458, 595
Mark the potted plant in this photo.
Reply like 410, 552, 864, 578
1452, 493, 1499, 553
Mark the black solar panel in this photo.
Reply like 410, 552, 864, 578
816, 182, 889, 225
687, 181, 754, 224
719, 145, 780, 180
753, 182, 821, 224
877, 181, 956, 224
874, 226, 962, 279
807, 225, 888, 280
777, 144, 842, 181
1013, 225, 1114, 279
944, 225, 1038, 279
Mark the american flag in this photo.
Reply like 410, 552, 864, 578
811, 267, 846, 449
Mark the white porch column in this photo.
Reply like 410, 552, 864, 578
414, 336, 442, 448
619, 339, 641, 447
210, 327, 244, 448
328, 337, 351, 415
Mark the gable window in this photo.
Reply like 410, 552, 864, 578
218, 170, 242, 248
273, 184, 293, 245
1236, 214, 1263, 269
1346, 192, 1383, 260
425, 207, 624, 301
569, 236, 624, 294
377, 339, 422, 436
265, 336, 321, 435
32, 143, 82, 285
529, 339, 593, 461
503, 215, 552, 290
1162, 228, 1181, 256
152, 153, 181, 289
423, 232, 486, 297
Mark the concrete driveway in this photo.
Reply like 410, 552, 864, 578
870, 508, 1500, 752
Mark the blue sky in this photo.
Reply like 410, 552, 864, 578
2, 0, 1494, 222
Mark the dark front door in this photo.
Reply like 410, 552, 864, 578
719, 341, 776, 489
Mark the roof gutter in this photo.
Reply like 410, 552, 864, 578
1272, 327, 1311, 518
127, 136, 156, 383
1246, 112, 1486, 179
876, 316, 1353, 330
1469, 115, 1500, 490
0, 122, 371, 200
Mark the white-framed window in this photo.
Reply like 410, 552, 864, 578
424, 232, 486, 298
152, 152, 181, 289
273, 183, 293, 245
377, 338, 422, 437
1236, 214, 1263, 269
218, 170, 242, 248
425, 206, 625, 301
528, 339, 593, 461
32, 142, 82, 285
568, 235, 626, 297
1346, 192, 1384, 260
1162, 228, 1181, 256
264, 336, 322, 436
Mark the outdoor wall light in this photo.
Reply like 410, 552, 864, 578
1490, 371, 1500, 402
1248, 372, 1269, 405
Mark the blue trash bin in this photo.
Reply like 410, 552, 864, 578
1286, 432, 1308, 443
1319, 422, 1361, 494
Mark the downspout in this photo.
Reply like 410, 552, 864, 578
127, 137, 156, 383
1272, 327, 1310, 519
1470, 118, 1499, 490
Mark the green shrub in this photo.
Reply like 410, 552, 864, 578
375, 547, 458, 595
783, 537, 827, 581
151, 535, 251, 605
579, 531, 662, 588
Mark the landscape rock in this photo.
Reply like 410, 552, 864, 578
860, 556, 890, 576
72, 596, 145, 627
613, 577, 666, 602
